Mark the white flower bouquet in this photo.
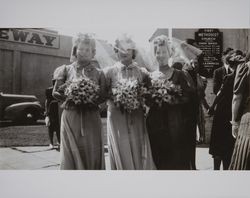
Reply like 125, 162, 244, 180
112, 79, 146, 113
62, 78, 100, 110
147, 78, 183, 107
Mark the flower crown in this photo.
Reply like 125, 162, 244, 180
153, 35, 169, 47
73, 33, 96, 47
115, 34, 136, 51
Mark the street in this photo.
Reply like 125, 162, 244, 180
0, 118, 214, 170
0, 146, 213, 170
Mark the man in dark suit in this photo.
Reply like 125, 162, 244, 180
45, 78, 60, 149
213, 48, 234, 94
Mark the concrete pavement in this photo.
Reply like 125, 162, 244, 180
0, 146, 60, 170
0, 146, 214, 170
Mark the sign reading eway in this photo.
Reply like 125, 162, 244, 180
0, 28, 59, 48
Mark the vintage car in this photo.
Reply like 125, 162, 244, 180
0, 92, 44, 124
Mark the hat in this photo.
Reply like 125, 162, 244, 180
185, 38, 196, 46
227, 52, 245, 65
223, 47, 234, 56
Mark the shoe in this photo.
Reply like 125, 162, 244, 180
49, 144, 54, 149
54, 143, 60, 149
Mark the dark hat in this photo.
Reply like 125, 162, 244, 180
227, 51, 245, 65
185, 38, 196, 46
172, 62, 183, 70
223, 47, 234, 56
235, 50, 243, 56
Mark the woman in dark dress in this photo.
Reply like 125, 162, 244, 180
146, 35, 194, 170
208, 51, 244, 170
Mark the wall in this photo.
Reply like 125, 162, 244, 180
0, 29, 72, 106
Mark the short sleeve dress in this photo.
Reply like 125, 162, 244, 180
104, 61, 155, 170
53, 62, 106, 170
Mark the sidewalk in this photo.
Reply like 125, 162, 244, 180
0, 146, 213, 170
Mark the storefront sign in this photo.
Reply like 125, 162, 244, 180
0, 28, 59, 48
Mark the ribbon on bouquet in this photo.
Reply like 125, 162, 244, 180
80, 110, 86, 136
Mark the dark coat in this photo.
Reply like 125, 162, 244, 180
213, 66, 228, 94
209, 72, 235, 157
45, 87, 59, 124
229, 62, 250, 170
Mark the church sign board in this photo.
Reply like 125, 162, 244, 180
195, 29, 223, 77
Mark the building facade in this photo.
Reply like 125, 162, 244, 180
149, 28, 250, 143
0, 28, 72, 106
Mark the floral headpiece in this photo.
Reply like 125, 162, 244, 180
153, 35, 170, 47
114, 34, 136, 53
73, 33, 96, 48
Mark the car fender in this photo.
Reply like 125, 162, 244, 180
4, 102, 43, 120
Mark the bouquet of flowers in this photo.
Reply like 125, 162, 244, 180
112, 79, 146, 113
61, 78, 100, 109
147, 78, 183, 107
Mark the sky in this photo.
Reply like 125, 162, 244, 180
53, 26, 158, 51
1, 0, 248, 51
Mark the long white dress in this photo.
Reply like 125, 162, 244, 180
104, 62, 156, 170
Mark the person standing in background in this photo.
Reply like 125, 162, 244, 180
182, 38, 202, 170
190, 58, 210, 144
208, 51, 244, 170
45, 78, 60, 150
229, 52, 250, 170
208, 48, 234, 169
213, 48, 234, 94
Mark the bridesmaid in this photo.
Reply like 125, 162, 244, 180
146, 35, 194, 170
52, 33, 106, 170
104, 34, 155, 170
